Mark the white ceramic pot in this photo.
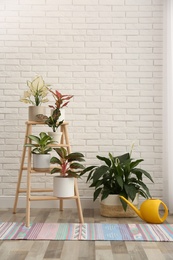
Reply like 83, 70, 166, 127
48, 131, 62, 143
28, 106, 46, 122
100, 194, 139, 218
53, 176, 74, 197
33, 154, 50, 171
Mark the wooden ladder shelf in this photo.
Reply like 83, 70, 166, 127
13, 121, 84, 227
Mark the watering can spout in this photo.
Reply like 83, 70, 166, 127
119, 196, 143, 219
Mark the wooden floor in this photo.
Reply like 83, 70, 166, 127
0, 208, 173, 260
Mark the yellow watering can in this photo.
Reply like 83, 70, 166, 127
119, 196, 168, 224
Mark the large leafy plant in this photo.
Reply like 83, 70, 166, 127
81, 152, 154, 210
25, 132, 54, 154
50, 147, 85, 178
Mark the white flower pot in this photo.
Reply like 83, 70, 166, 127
100, 194, 139, 218
28, 106, 46, 122
53, 176, 74, 197
33, 154, 50, 171
48, 131, 62, 143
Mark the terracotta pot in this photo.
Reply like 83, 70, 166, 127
100, 194, 139, 218
33, 154, 50, 171
28, 106, 46, 122
53, 176, 74, 197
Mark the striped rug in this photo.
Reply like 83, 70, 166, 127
0, 223, 173, 241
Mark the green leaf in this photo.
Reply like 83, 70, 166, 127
116, 163, 124, 176
101, 189, 110, 201
40, 135, 51, 145
66, 152, 84, 161
96, 155, 111, 167
27, 135, 40, 144
82, 166, 96, 174
50, 156, 62, 165
138, 188, 151, 199
115, 153, 130, 162
70, 162, 85, 169
116, 175, 123, 189
43, 148, 52, 154
50, 168, 61, 174
131, 168, 154, 183
131, 170, 142, 180
39, 132, 47, 139
119, 194, 128, 211
86, 169, 95, 182
137, 180, 152, 197
92, 165, 109, 183
54, 147, 67, 159
94, 179, 104, 189
130, 159, 143, 169
124, 184, 137, 201
67, 170, 80, 178
93, 188, 102, 201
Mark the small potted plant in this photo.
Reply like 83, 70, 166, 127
48, 89, 73, 121
20, 75, 49, 121
25, 132, 54, 171
81, 151, 154, 217
37, 108, 64, 143
50, 147, 85, 197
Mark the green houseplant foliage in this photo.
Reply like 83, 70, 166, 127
37, 108, 64, 132
25, 132, 54, 154
45, 108, 63, 132
81, 152, 154, 211
50, 147, 85, 178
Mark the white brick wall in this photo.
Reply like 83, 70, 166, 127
0, 0, 164, 207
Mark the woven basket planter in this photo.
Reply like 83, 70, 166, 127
100, 194, 139, 218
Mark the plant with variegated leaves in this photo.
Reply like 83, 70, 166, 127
50, 147, 85, 178
20, 75, 49, 106
25, 132, 54, 154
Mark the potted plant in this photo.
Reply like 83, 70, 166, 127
25, 132, 54, 171
48, 89, 73, 121
37, 108, 64, 143
20, 75, 49, 121
50, 147, 85, 197
81, 152, 154, 217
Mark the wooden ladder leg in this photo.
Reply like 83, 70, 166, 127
63, 124, 71, 153
13, 123, 29, 214
26, 123, 32, 227
59, 124, 64, 211
74, 178, 84, 223
59, 123, 71, 211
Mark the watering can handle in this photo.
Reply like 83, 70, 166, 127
160, 201, 169, 222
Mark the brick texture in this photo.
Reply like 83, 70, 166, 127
0, 0, 163, 206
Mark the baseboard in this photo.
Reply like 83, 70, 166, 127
0, 196, 99, 209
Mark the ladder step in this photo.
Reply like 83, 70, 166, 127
19, 188, 53, 193
30, 195, 78, 201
